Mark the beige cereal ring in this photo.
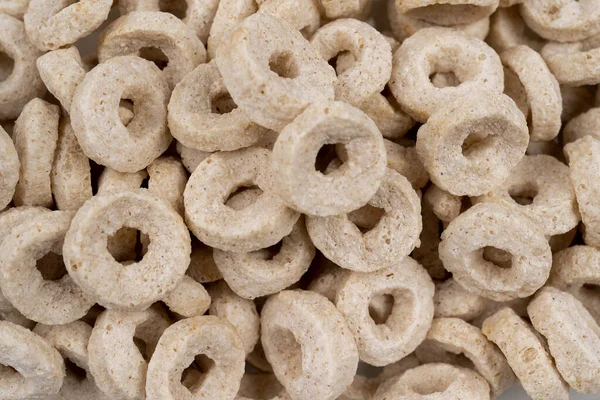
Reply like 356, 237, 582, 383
258, 0, 321, 38
307, 262, 349, 303
487, 6, 544, 54
207, 0, 258, 60
528, 287, 600, 393
63, 189, 191, 310
71, 56, 171, 173
395, 0, 498, 26
175, 141, 211, 173
434, 278, 487, 320
162, 275, 211, 318
0, 0, 30, 19
36, 46, 86, 112
146, 315, 246, 400
381, 140, 429, 189
542, 34, 600, 86
186, 244, 222, 283
563, 108, 600, 145
0, 126, 19, 210
424, 184, 462, 225
319, 0, 371, 19
236, 372, 291, 400
439, 202, 552, 301
215, 13, 336, 132
359, 92, 415, 140
470, 296, 530, 328
147, 156, 187, 215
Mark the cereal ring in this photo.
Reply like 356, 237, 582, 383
542, 34, 600, 86
470, 297, 530, 328
207, 0, 258, 60
439, 202, 552, 301
272, 101, 386, 216
390, 28, 504, 122
97, 168, 147, 195
0, 14, 45, 121
261, 290, 358, 399
0, 0, 30, 19
168, 61, 267, 152
335, 257, 434, 366
487, 6, 545, 54
184, 147, 300, 252
394, 0, 498, 26
319, 0, 371, 19
0, 126, 19, 210
528, 287, 600, 393
307, 263, 349, 303
563, 108, 600, 145
147, 156, 187, 215
237, 372, 291, 400
482, 307, 569, 400
434, 278, 487, 320
71, 56, 171, 173
258, 0, 321, 38
146, 315, 246, 400
64, 189, 191, 310
186, 244, 222, 283
175, 141, 211, 173
378, 141, 428, 189
162, 276, 210, 318
424, 184, 462, 224
215, 13, 336, 131
36, 46, 86, 112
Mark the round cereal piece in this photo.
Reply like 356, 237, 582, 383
207, 0, 258, 60
416, 91, 528, 196
335, 257, 434, 366
563, 108, 600, 145
208, 280, 260, 355
215, 13, 336, 132
162, 275, 210, 318
97, 168, 148, 194
528, 287, 600, 393
424, 184, 462, 224
439, 202, 552, 301
272, 101, 386, 216
542, 34, 600, 86
71, 56, 171, 173
147, 156, 187, 215
12, 98, 59, 207
390, 28, 504, 123
186, 244, 222, 283
434, 278, 487, 320
319, 0, 371, 19
64, 189, 191, 310
0, 211, 94, 324
258, 0, 321, 38
36, 46, 86, 112
470, 297, 530, 328
88, 306, 170, 400
175, 141, 211, 173
482, 307, 569, 400
0, 321, 64, 399
146, 315, 246, 400
236, 372, 291, 400
0, 0, 30, 19
382, 140, 429, 189
0, 126, 19, 210
395, 0, 498, 26
307, 263, 349, 303
487, 6, 545, 53
374, 363, 490, 400
99, 11, 206, 89
184, 146, 300, 252
0, 14, 45, 121
168, 61, 267, 152
261, 290, 358, 400
360, 92, 416, 140
306, 168, 420, 272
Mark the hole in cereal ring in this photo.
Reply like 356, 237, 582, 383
327, 50, 352, 72
270, 328, 303, 381
107, 227, 148, 264
225, 185, 263, 210
36, 252, 68, 281
410, 367, 457, 394
0, 51, 14, 82
369, 293, 394, 325
429, 71, 461, 88
119, 99, 135, 127
482, 246, 512, 269
461, 130, 494, 158
210, 92, 238, 115
348, 204, 386, 234
269, 50, 299, 79
583, 283, 600, 293
508, 185, 538, 206
159, 0, 187, 19
139, 47, 169, 71
314, 144, 340, 174
180, 354, 215, 391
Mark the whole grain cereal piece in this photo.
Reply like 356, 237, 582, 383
0, 126, 19, 210
390, 28, 503, 122
528, 287, 600, 393
207, 0, 258, 60
416, 91, 528, 196
319, 0, 371, 19
36, 46, 86, 112
146, 315, 246, 400
542, 34, 600, 86
0, 0, 30, 19
97, 168, 148, 195
236, 372, 291, 400
261, 290, 358, 400
63, 189, 191, 310
186, 244, 222, 283
272, 101, 386, 216
482, 308, 569, 400
168, 61, 267, 152
424, 184, 462, 225
147, 156, 187, 215
215, 13, 336, 131
0, 211, 94, 324
439, 202, 552, 301
434, 278, 487, 320
258, 0, 321, 38
99, 11, 206, 89
374, 363, 490, 400
335, 257, 434, 366
88, 306, 170, 400
307, 263, 349, 303
162, 276, 211, 318
71, 56, 171, 173
563, 108, 600, 145
0, 14, 45, 121
24, 0, 112, 51
184, 146, 299, 252
359, 92, 416, 140
487, 6, 544, 54
175, 141, 211, 173
0, 321, 64, 399
394, 0, 498, 26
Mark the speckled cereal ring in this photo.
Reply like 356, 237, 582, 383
563, 107, 600, 145
147, 156, 187, 215
215, 13, 336, 131
542, 34, 600, 86
319, 0, 371, 19
207, 0, 258, 60
487, 6, 544, 54
381, 140, 429, 189
162, 276, 211, 318
0, 0, 30, 19
0, 126, 19, 210
36, 46, 86, 111
424, 184, 462, 225
175, 141, 211, 173
434, 278, 487, 320
258, 0, 321, 38
395, 0, 498, 26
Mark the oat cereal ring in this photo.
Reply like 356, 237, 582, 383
390, 28, 504, 123
0, 320, 64, 399
184, 146, 300, 252
439, 202, 552, 301
71, 56, 171, 173
542, 34, 600, 86
0, 126, 19, 210
88, 306, 170, 400
563, 108, 600, 145
487, 6, 545, 54
162, 275, 211, 318
0, 14, 45, 121
97, 168, 148, 194
147, 156, 187, 215
36, 46, 86, 112
528, 286, 600, 393
207, 0, 258, 60
307, 263, 349, 303
215, 13, 336, 131
482, 307, 569, 400
394, 0, 498, 26
0, 0, 30, 19
168, 61, 267, 152
335, 257, 434, 366
434, 278, 487, 320
424, 184, 461, 225
146, 315, 246, 400
378, 140, 428, 189
261, 290, 358, 399
64, 189, 191, 310
187, 244, 222, 283
258, 0, 321, 38
237, 373, 291, 400
175, 141, 211, 173
319, 0, 371, 19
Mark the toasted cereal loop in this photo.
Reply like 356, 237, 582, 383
63, 189, 191, 310
335, 257, 434, 366
394, 0, 498, 26
439, 202, 552, 301
542, 34, 600, 86
99, 11, 206, 89
88, 306, 170, 400
487, 6, 544, 54
168, 61, 267, 152
162, 275, 211, 318
0, 211, 94, 324
24, 0, 112, 51
528, 287, 600, 393
319, 0, 371, 19
424, 184, 462, 225
36, 46, 86, 112
0, 126, 19, 210
307, 263, 350, 303
261, 290, 358, 400
215, 13, 336, 131
482, 307, 569, 400
186, 244, 222, 283
147, 156, 187, 215
237, 372, 291, 400
207, 0, 258, 60
184, 146, 300, 252
0, 0, 30, 19
71, 56, 171, 173
0, 14, 45, 121
97, 168, 148, 195
563, 107, 600, 145
380, 140, 429, 189
434, 278, 487, 320
146, 315, 246, 400
0, 321, 64, 399
272, 101, 386, 216
258, 0, 321, 38
374, 363, 490, 400
390, 28, 504, 123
